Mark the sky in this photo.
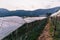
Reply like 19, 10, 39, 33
0, 0, 60, 10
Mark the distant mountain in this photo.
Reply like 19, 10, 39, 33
33, 7, 60, 16
50, 10, 60, 17
0, 7, 60, 17
0, 8, 9, 17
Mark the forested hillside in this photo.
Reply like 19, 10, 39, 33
50, 16, 60, 40
2, 18, 47, 40
2, 13, 60, 40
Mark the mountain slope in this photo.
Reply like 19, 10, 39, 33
0, 7, 60, 17
38, 23, 52, 40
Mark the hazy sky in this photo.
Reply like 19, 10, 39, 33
0, 0, 60, 10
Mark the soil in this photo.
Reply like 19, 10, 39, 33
37, 22, 53, 40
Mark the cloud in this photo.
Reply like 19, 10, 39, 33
0, 0, 60, 10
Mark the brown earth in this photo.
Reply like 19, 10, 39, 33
37, 22, 53, 40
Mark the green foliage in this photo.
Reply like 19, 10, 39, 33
2, 19, 47, 40
49, 18, 54, 36
46, 13, 52, 17
51, 17, 60, 40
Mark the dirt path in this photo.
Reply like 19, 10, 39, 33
37, 22, 53, 40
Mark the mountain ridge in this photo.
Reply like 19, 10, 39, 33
0, 7, 60, 17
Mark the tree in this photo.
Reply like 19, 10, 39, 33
46, 13, 52, 17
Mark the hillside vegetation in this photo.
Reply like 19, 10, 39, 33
2, 15, 60, 40
2, 18, 47, 40
50, 16, 60, 40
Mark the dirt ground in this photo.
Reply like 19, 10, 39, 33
37, 22, 53, 40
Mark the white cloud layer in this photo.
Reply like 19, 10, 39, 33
0, 0, 60, 10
